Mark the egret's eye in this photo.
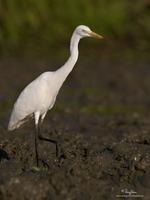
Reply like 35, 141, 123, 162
82, 29, 88, 34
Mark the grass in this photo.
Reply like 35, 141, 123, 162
0, 0, 149, 55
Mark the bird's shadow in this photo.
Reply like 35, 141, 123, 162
0, 149, 10, 162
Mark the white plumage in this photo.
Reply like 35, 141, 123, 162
8, 25, 103, 167
8, 72, 56, 130
8, 25, 103, 131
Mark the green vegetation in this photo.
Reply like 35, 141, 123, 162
0, 0, 149, 54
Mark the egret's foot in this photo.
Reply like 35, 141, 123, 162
40, 159, 49, 169
31, 166, 41, 172
31, 159, 49, 172
55, 153, 66, 167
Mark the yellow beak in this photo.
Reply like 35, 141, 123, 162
89, 31, 104, 39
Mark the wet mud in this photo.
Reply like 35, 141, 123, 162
0, 55, 150, 199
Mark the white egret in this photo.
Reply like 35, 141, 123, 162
8, 25, 103, 166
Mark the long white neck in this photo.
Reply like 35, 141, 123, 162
55, 32, 81, 83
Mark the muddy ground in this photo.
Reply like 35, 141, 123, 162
0, 51, 150, 199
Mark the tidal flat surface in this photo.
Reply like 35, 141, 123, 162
0, 54, 150, 199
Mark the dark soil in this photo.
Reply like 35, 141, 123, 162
0, 54, 150, 199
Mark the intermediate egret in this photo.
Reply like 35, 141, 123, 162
8, 25, 103, 166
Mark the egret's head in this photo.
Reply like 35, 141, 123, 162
75, 25, 103, 39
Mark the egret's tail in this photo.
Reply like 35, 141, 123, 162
8, 112, 27, 131
8, 120, 19, 131
8, 113, 32, 131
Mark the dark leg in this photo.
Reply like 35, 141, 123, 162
35, 124, 39, 167
38, 134, 59, 158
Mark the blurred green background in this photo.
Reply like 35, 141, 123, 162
1, 0, 150, 119
0, 0, 150, 56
